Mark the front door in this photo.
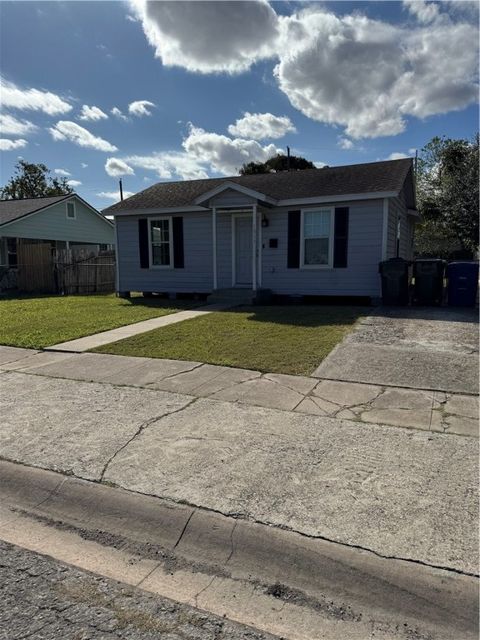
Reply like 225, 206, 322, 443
234, 216, 252, 286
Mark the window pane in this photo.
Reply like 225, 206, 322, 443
152, 243, 170, 266
304, 237, 329, 265
304, 210, 330, 238
151, 220, 169, 243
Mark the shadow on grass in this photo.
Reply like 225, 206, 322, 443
224, 305, 370, 328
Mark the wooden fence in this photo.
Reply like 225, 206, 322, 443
15, 244, 116, 295
55, 249, 116, 295
17, 242, 56, 292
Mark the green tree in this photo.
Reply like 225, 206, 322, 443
415, 135, 479, 257
240, 154, 316, 175
0, 160, 73, 200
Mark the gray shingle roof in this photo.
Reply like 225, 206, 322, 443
0, 195, 71, 226
103, 158, 413, 214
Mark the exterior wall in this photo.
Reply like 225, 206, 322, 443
387, 190, 414, 260
209, 189, 256, 208
116, 212, 214, 293
116, 199, 385, 297
0, 197, 114, 245
261, 200, 384, 297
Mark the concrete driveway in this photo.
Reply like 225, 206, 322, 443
314, 306, 479, 394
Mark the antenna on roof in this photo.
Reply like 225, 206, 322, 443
119, 179, 124, 201
286, 146, 291, 171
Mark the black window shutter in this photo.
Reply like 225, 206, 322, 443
172, 217, 184, 268
287, 210, 301, 268
333, 207, 349, 268
138, 218, 149, 269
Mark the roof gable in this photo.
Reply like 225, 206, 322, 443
0, 194, 112, 228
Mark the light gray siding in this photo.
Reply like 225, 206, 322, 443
0, 197, 114, 244
117, 200, 385, 297
387, 190, 414, 260
116, 212, 213, 293
261, 201, 384, 297
209, 189, 256, 208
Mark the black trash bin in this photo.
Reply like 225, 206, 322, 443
413, 259, 445, 306
379, 258, 410, 305
447, 262, 479, 307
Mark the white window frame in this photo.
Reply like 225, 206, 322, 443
66, 201, 76, 220
300, 207, 334, 269
147, 217, 174, 269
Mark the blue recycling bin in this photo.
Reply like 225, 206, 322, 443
447, 262, 479, 307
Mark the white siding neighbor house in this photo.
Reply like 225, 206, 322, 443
105, 159, 418, 302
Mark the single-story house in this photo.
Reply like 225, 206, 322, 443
104, 158, 418, 302
0, 193, 114, 269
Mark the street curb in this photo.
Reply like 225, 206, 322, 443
0, 459, 478, 640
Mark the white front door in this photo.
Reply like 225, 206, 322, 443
234, 216, 252, 286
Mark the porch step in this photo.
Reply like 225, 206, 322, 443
207, 288, 272, 306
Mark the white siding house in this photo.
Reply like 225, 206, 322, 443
106, 159, 418, 302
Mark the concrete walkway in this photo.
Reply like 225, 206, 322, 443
46, 303, 231, 352
0, 345, 478, 437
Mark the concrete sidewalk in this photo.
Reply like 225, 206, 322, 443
1, 346, 477, 436
0, 364, 478, 575
46, 303, 231, 352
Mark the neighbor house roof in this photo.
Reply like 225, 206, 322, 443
0, 194, 112, 228
103, 158, 414, 214
0, 194, 71, 226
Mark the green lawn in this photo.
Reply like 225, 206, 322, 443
0, 294, 197, 349
94, 305, 368, 376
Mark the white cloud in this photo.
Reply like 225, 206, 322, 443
0, 77, 72, 115
49, 121, 118, 152
111, 107, 128, 121
129, 0, 279, 74
105, 157, 135, 177
81, 162, 88, 168
403, 0, 440, 24
408, 147, 418, 154
0, 114, 38, 136
126, 13, 139, 23
227, 112, 296, 140
338, 137, 354, 150
130, 1, 478, 140
387, 152, 410, 160
183, 124, 282, 175
67, 179, 82, 187
313, 161, 327, 168
274, 7, 479, 138
128, 100, 156, 117
97, 190, 135, 201
54, 168, 71, 176
0, 138, 27, 151
124, 151, 209, 181
79, 104, 108, 121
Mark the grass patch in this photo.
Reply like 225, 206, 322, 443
0, 293, 197, 349
94, 305, 368, 376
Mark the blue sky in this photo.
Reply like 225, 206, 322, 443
0, 0, 478, 210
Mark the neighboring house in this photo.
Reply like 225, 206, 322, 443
0, 194, 114, 269
104, 159, 418, 301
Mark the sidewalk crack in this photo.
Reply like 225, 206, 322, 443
99, 397, 199, 482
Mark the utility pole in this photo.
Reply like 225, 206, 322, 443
119, 179, 124, 201
286, 146, 291, 171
